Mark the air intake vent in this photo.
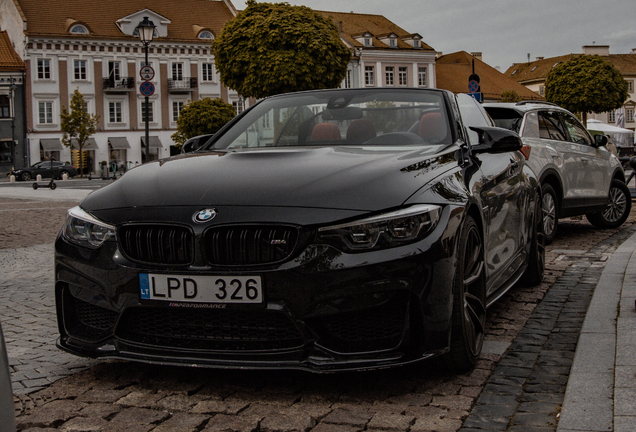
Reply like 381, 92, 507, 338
119, 225, 193, 265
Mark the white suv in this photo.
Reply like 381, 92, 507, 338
484, 102, 630, 244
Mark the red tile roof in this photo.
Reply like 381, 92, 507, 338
16, 0, 235, 42
436, 51, 543, 101
0, 31, 24, 71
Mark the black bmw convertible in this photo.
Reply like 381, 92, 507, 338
54, 88, 544, 373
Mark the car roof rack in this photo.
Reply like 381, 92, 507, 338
515, 100, 559, 106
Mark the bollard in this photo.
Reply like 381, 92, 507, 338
62, 173, 68, 181
36, 174, 42, 182
9, 175, 15, 183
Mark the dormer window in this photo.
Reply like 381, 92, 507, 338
389, 38, 397, 48
364, 37, 372, 47
552, 62, 560, 68
198, 31, 214, 40
511, 69, 518, 75
69, 24, 89, 35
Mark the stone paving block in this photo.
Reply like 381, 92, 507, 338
321, 408, 372, 427
200, 414, 262, 432
367, 412, 415, 431
58, 416, 110, 432
150, 412, 211, 432
311, 424, 361, 432
259, 413, 314, 432
108, 407, 171, 426
614, 387, 636, 417
569, 333, 616, 374
558, 371, 613, 431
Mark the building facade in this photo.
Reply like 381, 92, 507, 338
1, 1, 439, 173
0, 31, 25, 175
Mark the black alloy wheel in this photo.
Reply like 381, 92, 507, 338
541, 183, 558, 244
586, 180, 632, 229
523, 193, 546, 286
21, 172, 31, 181
447, 215, 486, 372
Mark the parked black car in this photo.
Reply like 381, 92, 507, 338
11, 161, 78, 181
55, 88, 543, 373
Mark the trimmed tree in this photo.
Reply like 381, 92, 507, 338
500, 90, 522, 103
171, 98, 236, 146
60, 88, 99, 177
213, 0, 351, 99
545, 55, 628, 123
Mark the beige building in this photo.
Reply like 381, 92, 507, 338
0, 0, 439, 172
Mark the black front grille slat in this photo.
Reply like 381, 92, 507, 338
203, 226, 299, 266
119, 225, 194, 265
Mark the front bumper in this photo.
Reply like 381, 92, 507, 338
54, 208, 460, 372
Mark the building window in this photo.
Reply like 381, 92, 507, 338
37, 59, 51, 79
389, 38, 396, 48
262, 112, 270, 128
628, 81, 634, 93
0, 95, 10, 118
398, 67, 408, 86
172, 63, 183, 81
202, 63, 214, 82
418, 67, 427, 87
198, 31, 213, 40
385, 67, 394, 86
364, 37, 372, 47
38, 101, 53, 124
172, 101, 184, 122
365, 66, 375, 86
233, 99, 244, 116
109, 102, 122, 123
142, 101, 154, 123
344, 69, 352, 88
108, 61, 121, 81
627, 109, 634, 123
539, 86, 545, 97
69, 24, 89, 34
608, 110, 616, 123
74, 59, 87, 80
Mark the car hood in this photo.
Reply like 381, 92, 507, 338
82, 146, 457, 213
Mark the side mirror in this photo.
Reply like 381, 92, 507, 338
594, 134, 608, 147
470, 126, 522, 154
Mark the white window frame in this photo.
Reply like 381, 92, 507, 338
108, 61, 121, 81
418, 67, 427, 87
172, 101, 184, 122
201, 63, 215, 82
628, 81, 634, 93
627, 109, 634, 123
365, 66, 375, 86
608, 110, 616, 123
74, 59, 87, 81
37, 58, 51, 80
108, 101, 123, 123
385, 67, 394, 86
38, 101, 53, 124
232, 99, 244, 116
398, 67, 408, 86
141, 100, 155, 123
172, 63, 183, 81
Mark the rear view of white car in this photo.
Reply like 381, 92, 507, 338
485, 101, 630, 243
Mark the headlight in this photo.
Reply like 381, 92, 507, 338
318, 204, 442, 251
62, 206, 116, 249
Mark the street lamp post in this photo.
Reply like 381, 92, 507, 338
9, 79, 16, 167
136, 17, 156, 163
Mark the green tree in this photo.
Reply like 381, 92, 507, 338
213, 0, 351, 99
60, 88, 99, 177
500, 90, 522, 103
171, 98, 236, 145
545, 55, 628, 123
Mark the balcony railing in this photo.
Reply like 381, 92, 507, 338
103, 77, 135, 92
167, 77, 198, 92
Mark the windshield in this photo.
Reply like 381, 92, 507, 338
210, 89, 451, 150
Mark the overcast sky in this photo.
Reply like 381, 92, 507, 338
231, 0, 636, 71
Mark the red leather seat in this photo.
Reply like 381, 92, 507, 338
418, 113, 446, 143
346, 119, 377, 143
310, 123, 341, 141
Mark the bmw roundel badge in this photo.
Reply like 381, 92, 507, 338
193, 208, 217, 223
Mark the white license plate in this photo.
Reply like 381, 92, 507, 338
139, 273, 263, 304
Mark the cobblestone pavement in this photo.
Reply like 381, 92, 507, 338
2, 196, 635, 432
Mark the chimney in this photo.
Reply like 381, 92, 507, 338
471, 52, 482, 61
536, 57, 544, 61
582, 45, 610, 56
631, 48, 636, 54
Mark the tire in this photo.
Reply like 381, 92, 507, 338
586, 180, 631, 229
523, 194, 545, 286
541, 183, 558, 245
60, 170, 69, 179
21, 172, 31, 181
50, 182, 57, 190
447, 215, 486, 373
32, 182, 38, 190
